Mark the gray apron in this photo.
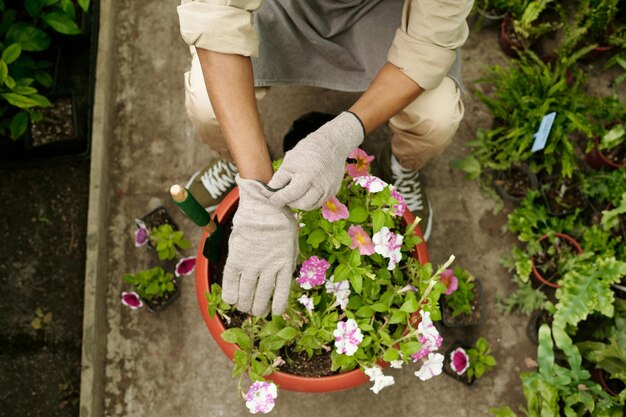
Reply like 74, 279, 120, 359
251, 0, 463, 93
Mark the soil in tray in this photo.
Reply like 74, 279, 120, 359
140, 207, 178, 231
543, 178, 585, 215
209, 217, 339, 378
30, 97, 76, 147
494, 167, 533, 198
443, 284, 482, 325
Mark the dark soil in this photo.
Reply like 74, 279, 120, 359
494, 166, 534, 199
207, 215, 339, 378
139, 206, 179, 231
30, 97, 77, 147
599, 369, 626, 396
0, 160, 89, 417
542, 177, 586, 216
442, 282, 484, 326
602, 142, 626, 167
532, 237, 578, 286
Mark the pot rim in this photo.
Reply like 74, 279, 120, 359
530, 232, 583, 289
195, 187, 430, 392
592, 136, 626, 169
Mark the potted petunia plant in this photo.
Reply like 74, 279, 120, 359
440, 267, 486, 327
196, 149, 455, 413
443, 337, 496, 385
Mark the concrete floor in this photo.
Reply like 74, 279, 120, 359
101, 1, 539, 416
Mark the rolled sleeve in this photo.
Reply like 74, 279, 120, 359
177, 0, 264, 57
388, 0, 473, 90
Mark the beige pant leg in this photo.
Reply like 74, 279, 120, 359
183, 48, 269, 162
389, 77, 464, 171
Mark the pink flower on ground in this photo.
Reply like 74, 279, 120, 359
354, 175, 388, 193
134, 222, 150, 247
325, 275, 351, 310
175, 256, 196, 277
121, 291, 143, 310
348, 224, 375, 256
450, 347, 470, 375
333, 319, 363, 356
414, 353, 444, 381
245, 381, 278, 414
297, 295, 314, 312
346, 148, 375, 178
296, 256, 330, 290
322, 196, 349, 222
390, 187, 407, 217
372, 227, 404, 270
440, 269, 459, 295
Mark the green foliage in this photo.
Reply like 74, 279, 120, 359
123, 266, 176, 300
467, 337, 497, 379
444, 267, 476, 318
0, 0, 90, 140
601, 193, 626, 232
582, 170, 626, 207
560, 0, 625, 52
150, 224, 191, 260
206, 283, 231, 319
511, 0, 561, 42
497, 277, 548, 315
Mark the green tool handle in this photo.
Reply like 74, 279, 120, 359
170, 185, 217, 235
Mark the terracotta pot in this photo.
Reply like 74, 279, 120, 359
195, 187, 430, 393
585, 137, 626, 170
499, 17, 526, 58
531, 233, 583, 289
581, 45, 615, 62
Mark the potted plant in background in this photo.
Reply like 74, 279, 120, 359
499, 0, 561, 57
122, 266, 180, 312
443, 337, 496, 385
540, 174, 587, 217
530, 233, 583, 290
195, 151, 456, 413
474, 0, 509, 26
440, 267, 486, 327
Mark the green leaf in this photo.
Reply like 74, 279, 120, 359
306, 228, 326, 247
6, 23, 51, 52
34, 71, 54, 88
25, 0, 42, 18
5, 76, 16, 89
221, 328, 252, 350
370, 303, 388, 313
0, 61, 7, 85
399, 341, 421, 356
383, 349, 400, 362
372, 211, 385, 233
78, 0, 90, 12
334, 263, 350, 281
347, 205, 368, 223
349, 272, 363, 294
12, 86, 38, 95
451, 155, 481, 179
389, 310, 406, 324
42, 12, 81, 35
399, 292, 420, 313
355, 305, 374, 318
277, 326, 297, 340
2, 44, 21, 64
9, 111, 28, 139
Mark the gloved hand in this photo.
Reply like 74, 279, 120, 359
222, 174, 299, 316
268, 111, 365, 210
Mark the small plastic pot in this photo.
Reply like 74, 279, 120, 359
540, 176, 588, 217
25, 92, 79, 150
136, 206, 179, 252
195, 188, 430, 393
590, 368, 626, 397
493, 165, 538, 202
530, 233, 583, 289
143, 280, 181, 313
477, 7, 507, 22
441, 279, 487, 327
526, 309, 553, 345
442, 342, 475, 386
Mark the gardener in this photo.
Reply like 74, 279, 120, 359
177, 0, 473, 316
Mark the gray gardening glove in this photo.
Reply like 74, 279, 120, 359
222, 174, 299, 316
268, 111, 365, 210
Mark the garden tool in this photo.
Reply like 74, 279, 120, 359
169, 184, 223, 262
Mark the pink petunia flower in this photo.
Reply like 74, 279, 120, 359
333, 319, 363, 356
296, 256, 330, 290
321, 196, 349, 222
440, 269, 459, 295
121, 291, 143, 310
354, 175, 388, 193
175, 256, 197, 277
348, 224, 375, 256
414, 353, 444, 381
245, 381, 278, 414
372, 227, 404, 270
325, 275, 351, 310
134, 222, 150, 247
297, 295, 314, 312
390, 187, 407, 217
411, 311, 443, 362
450, 347, 470, 375
346, 148, 375, 178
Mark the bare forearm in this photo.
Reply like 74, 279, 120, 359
196, 48, 273, 183
349, 62, 423, 134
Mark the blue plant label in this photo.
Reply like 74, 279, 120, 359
531, 112, 556, 153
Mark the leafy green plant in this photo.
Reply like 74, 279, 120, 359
560, 0, 625, 53
455, 51, 592, 180
509, 0, 561, 44
23, 0, 91, 36
497, 276, 548, 315
490, 324, 622, 417
466, 337, 497, 379
150, 224, 191, 261
444, 267, 476, 318
209, 152, 455, 411
601, 193, 626, 233
123, 266, 176, 300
